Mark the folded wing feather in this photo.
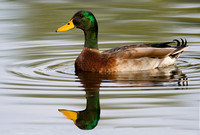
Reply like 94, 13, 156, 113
104, 47, 176, 59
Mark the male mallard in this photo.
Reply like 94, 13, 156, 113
56, 10, 188, 72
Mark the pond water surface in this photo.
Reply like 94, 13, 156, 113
0, 0, 200, 135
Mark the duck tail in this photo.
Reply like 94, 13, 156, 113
169, 38, 189, 59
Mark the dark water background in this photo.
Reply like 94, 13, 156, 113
0, 0, 199, 135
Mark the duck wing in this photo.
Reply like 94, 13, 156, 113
102, 39, 188, 59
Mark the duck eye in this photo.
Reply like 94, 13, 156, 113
79, 14, 84, 18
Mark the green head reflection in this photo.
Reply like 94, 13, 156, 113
59, 91, 100, 130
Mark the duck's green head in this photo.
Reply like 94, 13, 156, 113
56, 10, 98, 32
56, 10, 99, 49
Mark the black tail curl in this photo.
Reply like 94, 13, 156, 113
173, 38, 187, 47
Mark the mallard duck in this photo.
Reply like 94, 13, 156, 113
56, 10, 188, 72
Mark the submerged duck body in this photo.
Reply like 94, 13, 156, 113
56, 10, 188, 72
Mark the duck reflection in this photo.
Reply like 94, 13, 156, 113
58, 65, 187, 130
58, 71, 101, 130
58, 90, 100, 130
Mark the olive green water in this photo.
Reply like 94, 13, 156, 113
0, 0, 200, 135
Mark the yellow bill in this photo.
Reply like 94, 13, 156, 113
56, 19, 75, 32
58, 109, 78, 123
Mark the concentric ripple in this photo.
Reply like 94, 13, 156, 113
2, 42, 81, 93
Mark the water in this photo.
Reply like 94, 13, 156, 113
0, 0, 200, 134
